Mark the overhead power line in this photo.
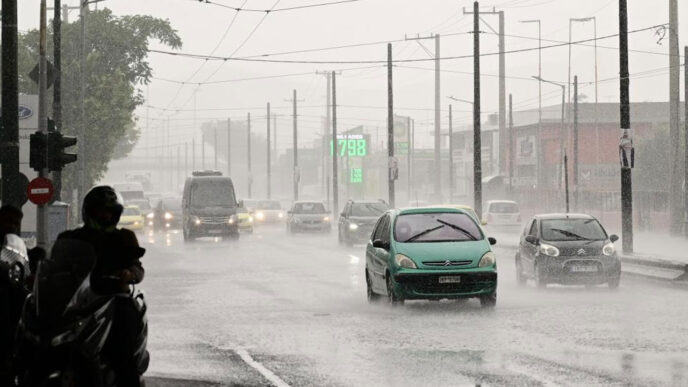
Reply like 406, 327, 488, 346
196, 0, 361, 13
149, 24, 666, 65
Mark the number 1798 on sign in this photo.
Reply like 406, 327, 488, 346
330, 138, 367, 157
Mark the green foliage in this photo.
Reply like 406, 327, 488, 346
14, 8, 181, 193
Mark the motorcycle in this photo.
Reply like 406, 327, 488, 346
0, 234, 30, 287
15, 238, 149, 387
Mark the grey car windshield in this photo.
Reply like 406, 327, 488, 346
293, 203, 326, 214
191, 182, 235, 207
258, 200, 281, 210
541, 219, 607, 241
351, 202, 387, 217
394, 212, 482, 243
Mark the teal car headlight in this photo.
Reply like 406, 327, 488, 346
478, 251, 496, 268
395, 254, 417, 269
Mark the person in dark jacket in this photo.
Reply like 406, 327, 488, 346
0, 205, 24, 386
57, 186, 147, 386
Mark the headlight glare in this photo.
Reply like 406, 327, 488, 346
146, 213, 154, 219
164, 212, 173, 220
394, 254, 417, 269
602, 242, 615, 256
323, 216, 330, 222
349, 223, 359, 230
539, 243, 560, 257
192, 216, 201, 225
478, 251, 496, 267
256, 212, 265, 220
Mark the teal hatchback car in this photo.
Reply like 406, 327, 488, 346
365, 207, 498, 307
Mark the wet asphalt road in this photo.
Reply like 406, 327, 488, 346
139, 225, 688, 387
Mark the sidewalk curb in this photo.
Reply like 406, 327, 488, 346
498, 241, 688, 284
145, 376, 236, 387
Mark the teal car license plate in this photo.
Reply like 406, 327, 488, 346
438, 276, 461, 284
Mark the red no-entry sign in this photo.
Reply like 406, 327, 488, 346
27, 177, 54, 205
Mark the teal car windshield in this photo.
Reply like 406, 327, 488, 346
394, 212, 483, 243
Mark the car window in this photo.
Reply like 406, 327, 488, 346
350, 202, 388, 217
541, 219, 607, 241
394, 212, 482, 243
528, 219, 538, 237
122, 207, 140, 216
489, 202, 519, 214
162, 198, 181, 211
258, 200, 281, 210
293, 202, 326, 214
372, 215, 386, 241
380, 215, 391, 244
190, 181, 236, 207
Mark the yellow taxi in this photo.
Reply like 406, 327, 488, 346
118, 205, 145, 231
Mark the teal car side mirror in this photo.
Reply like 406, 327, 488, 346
488, 237, 497, 245
372, 239, 389, 250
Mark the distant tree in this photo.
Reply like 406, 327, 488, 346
14, 8, 181, 195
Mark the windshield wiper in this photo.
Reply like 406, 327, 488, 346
549, 228, 589, 240
404, 225, 444, 242
436, 219, 478, 241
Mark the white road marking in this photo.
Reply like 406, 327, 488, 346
348, 254, 360, 264
235, 348, 291, 387
504, 361, 561, 387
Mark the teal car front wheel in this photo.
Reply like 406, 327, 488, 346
386, 274, 404, 306
479, 291, 497, 308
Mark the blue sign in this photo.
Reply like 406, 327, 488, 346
18, 105, 33, 120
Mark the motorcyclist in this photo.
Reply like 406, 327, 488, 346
0, 205, 24, 386
57, 186, 147, 386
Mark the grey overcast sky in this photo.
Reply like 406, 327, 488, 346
17, 1, 688, 150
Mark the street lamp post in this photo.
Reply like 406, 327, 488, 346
533, 76, 566, 209
520, 19, 542, 187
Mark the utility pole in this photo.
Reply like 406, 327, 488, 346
316, 70, 340, 203
619, 0, 633, 253
201, 131, 206, 170
573, 75, 579, 211
1, 0, 20, 208
684, 45, 688, 237
669, 0, 682, 235
37, 0, 49, 247
407, 116, 412, 201
247, 112, 252, 198
213, 126, 218, 170
226, 118, 231, 176
267, 103, 271, 199
448, 105, 454, 201
53, 0, 63, 200
285, 90, 304, 201
464, 6, 505, 176
405, 33, 442, 202
508, 94, 513, 196
564, 151, 570, 213
472, 1, 483, 219
177, 146, 180, 189
185, 142, 188, 179
520, 19, 541, 187
387, 43, 395, 208
78, 0, 87, 201
192, 137, 196, 172
332, 71, 339, 217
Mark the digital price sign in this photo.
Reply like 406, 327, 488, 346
330, 134, 368, 157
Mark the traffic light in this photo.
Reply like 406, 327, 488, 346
29, 132, 48, 172
47, 132, 77, 171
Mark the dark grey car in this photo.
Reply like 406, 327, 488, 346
286, 201, 331, 234
338, 200, 388, 246
515, 213, 620, 288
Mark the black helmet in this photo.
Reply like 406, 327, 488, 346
82, 186, 123, 231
